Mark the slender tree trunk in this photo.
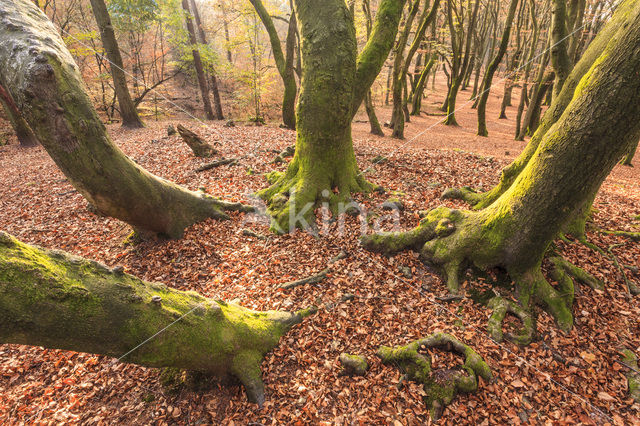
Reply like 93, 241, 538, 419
476, 0, 519, 136
189, 0, 224, 120
365, 90, 384, 135
181, 0, 215, 120
0, 232, 314, 406
89, 0, 144, 128
248, 0, 296, 128
0, 83, 39, 146
220, 2, 233, 63
0, 0, 252, 238
621, 139, 638, 166
549, 0, 571, 100
411, 54, 436, 115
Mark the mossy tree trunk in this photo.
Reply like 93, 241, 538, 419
249, 0, 297, 129
410, 53, 436, 115
181, 0, 215, 121
362, 0, 385, 136
259, 0, 406, 233
0, 0, 252, 238
0, 232, 315, 406
476, 0, 519, 136
549, 0, 572, 100
365, 1, 640, 342
89, 0, 144, 128
515, 0, 539, 137
447, 0, 636, 209
0, 83, 39, 147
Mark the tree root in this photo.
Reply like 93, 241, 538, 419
258, 158, 373, 233
598, 229, 640, 242
196, 158, 238, 172
578, 238, 639, 296
440, 186, 485, 207
487, 296, 535, 345
377, 333, 492, 420
362, 207, 578, 342
548, 256, 603, 290
277, 268, 331, 290
620, 349, 640, 403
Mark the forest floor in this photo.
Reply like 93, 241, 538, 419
0, 79, 639, 425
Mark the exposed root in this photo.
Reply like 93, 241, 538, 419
196, 158, 238, 172
620, 349, 640, 403
258, 158, 373, 233
598, 229, 640, 242
548, 256, 603, 290
277, 268, 331, 290
377, 333, 492, 420
362, 207, 577, 342
441, 186, 485, 207
487, 296, 535, 345
607, 243, 640, 296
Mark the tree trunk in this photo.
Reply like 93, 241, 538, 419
365, 90, 384, 136
0, 232, 315, 406
181, 0, 215, 120
249, 0, 296, 129
410, 54, 436, 115
621, 139, 638, 166
0, 83, 39, 146
453, 0, 640, 210
0, 0, 252, 238
89, 0, 144, 128
549, 0, 572, 100
364, 2, 640, 340
189, 0, 224, 120
476, 0, 519, 137
258, 0, 405, 233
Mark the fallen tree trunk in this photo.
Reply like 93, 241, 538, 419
0, 0, 250, 238
0, 232, 315, 405
177, 124, 218, 157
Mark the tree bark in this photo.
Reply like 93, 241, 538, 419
476, 0, 519, 136
0, 232, 315, 406
0, 0, 252, 238
189, 0, 224, 120
89, 0, 144, 128
0, 83, 39, 146
259, 0, 405, 233
410, 53, 436, 115
181, 0, 215, 120
362, 0, 384, 136
364, 0, 640, 339
621, 139, 638, 166
549, 0, 572, 100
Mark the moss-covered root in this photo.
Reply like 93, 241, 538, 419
362, 207, 465, 292
513, 268, 574, 333
621, 349, 640, 403
548, 256, 604, 291
339, 353, 369, 376
258, 157, 373, 234
0, 232, 316, 406
377, 333, 492, 420
487, 296, 535, 345
441, 186, 486, 207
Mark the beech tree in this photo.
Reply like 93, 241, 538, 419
0, 231, 315, 406
363, 0, 640, 343
89, 0, 145, 128
0, 0, 252, 238
249, 0, 297, 129
258, 0, 406, 232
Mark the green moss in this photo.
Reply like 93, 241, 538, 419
339, 353, 369, 376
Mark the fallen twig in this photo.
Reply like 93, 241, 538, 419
278, 268, 331, 290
